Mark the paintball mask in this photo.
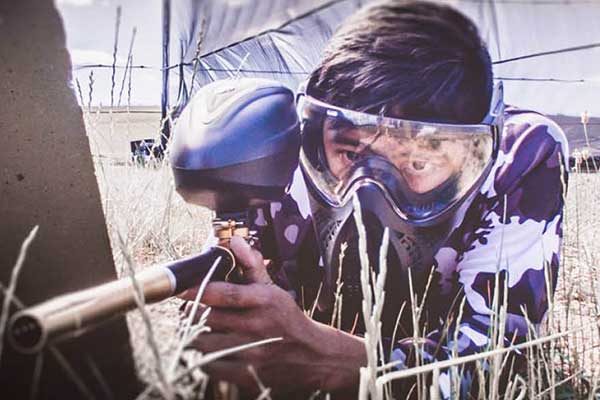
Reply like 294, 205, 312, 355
297, 82, 504, 322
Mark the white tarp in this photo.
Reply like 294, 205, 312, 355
173, 0, 600, 119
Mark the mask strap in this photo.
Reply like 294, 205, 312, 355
482, 81, 504, 124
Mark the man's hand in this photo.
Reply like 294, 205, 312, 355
179, 236, 367, 395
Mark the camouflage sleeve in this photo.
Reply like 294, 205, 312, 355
387, 110, 569, 398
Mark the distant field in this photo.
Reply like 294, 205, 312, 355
85, 108, 163, 162
85, 109, 600, 397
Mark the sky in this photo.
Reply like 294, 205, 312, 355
56, 0, 163, 107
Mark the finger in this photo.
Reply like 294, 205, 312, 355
201, 282, 267, 308
182, 305, 241, 331
189, 333, 254, 356
203, 308, 247, 332
181, 302, 209, 324
180, 303, 242, 332
203, 360, 259, 392
178, 300, 189, 314
230, 236, 273, 285
177, 286, 201, 301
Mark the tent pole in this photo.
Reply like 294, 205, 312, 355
159, 0, 171, 157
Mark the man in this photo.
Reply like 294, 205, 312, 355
181, 0, 568, 397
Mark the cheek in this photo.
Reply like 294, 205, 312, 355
324, 149, 341, 177
407, 169, 452, 193
433, 142, 464, 170
323, 146, 349, 179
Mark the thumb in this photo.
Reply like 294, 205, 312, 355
229, 235, 273, 285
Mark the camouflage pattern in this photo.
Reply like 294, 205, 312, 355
256, 107, 568, 397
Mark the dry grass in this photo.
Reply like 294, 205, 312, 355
85, 110, 286, 399
84, 109, 211, 390
0, 104, 595, 398
7, 5, 591, 396
553, 169, 600, 395
75, 106, 600, 399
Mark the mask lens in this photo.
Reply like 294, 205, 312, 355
299, 96, 499, 221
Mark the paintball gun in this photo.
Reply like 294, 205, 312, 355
8, 78, 301, 354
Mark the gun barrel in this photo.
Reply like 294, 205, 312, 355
9, 246, 235, 353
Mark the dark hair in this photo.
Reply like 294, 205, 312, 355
307, 0, 493, 123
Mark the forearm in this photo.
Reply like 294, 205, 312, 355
305, 320, 368, 393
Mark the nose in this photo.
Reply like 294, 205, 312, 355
354, 183, 406, 228
411, 159, 427, 171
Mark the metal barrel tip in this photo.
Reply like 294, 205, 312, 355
8, 312, 46, 354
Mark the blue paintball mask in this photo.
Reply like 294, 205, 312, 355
297, 82, 504, 318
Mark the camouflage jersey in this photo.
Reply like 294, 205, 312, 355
254, 107, 568, 397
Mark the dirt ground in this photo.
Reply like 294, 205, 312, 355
86, 109, 600, 392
